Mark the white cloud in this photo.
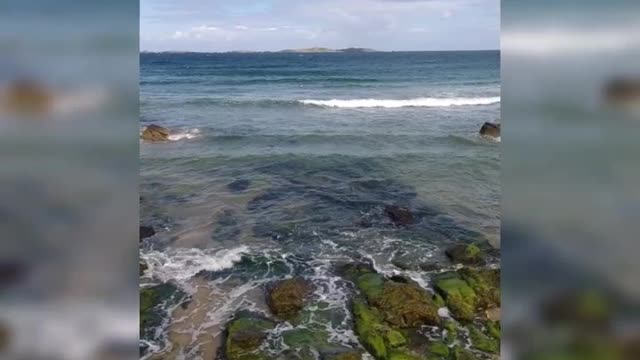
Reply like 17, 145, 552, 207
235, 25, 249, 30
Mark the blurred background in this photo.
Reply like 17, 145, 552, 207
502, 0, 640, 359
0, 0, 139, 359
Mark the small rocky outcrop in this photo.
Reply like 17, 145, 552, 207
139, 225, 155, 241
140, 283, 187, 337
224, 311, 276, 360
445, 243, 484, 265
141, 124, 170, 141
384, 205, 415, 226
267, 278, 314, 319
479, 122, 500, 138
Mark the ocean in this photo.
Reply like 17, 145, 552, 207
140, 51, 501, 359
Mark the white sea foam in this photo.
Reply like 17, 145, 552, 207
168, 128, 201, 141
142, 246, 249, 282
299, 97, 500, 108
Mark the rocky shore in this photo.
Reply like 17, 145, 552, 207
140, 230, 500, 360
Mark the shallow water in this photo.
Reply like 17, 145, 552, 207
140, 51, 500, 358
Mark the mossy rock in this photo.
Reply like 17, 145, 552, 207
225, 311, 276, 360
387, 351, 421, 360
434, 273, 477, 322
282, 327, 331, 352
267, 278, 314, 319
451, 346, 478, 360
486, 321, 500, 340
428, 341, 450, 358
445, 244, 483, 265
458, 268, 500, 308
353, 301, 412, 360
443, 320, 458, 344
468, 325, 499, 354
354, 274, 439, 328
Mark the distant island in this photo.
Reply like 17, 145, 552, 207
279, 47, 377, 53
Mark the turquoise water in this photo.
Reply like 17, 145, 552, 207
140, 51, 500, 358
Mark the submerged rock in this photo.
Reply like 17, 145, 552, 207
479, 122, 500, 138
224, 311, 276, 360
141, 124, 170, 141
228, 179, 251, 193
267, 278, 314, 319
140, 283, 187, 337
445, 243, 483, 265
384, 205, 415, 226
139, 225, 155, 241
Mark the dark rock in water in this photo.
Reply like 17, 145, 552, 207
445, 243, 484, 265
418, 263, 441, 272
605, 78, 640, 105
267, 278, 314, 319
384, 205, 415, 226
479, 122, 500, 138
140, 124, 170, 141
140, 283, 188, 337
228, 179, 251, 193
139, 225, 155, 241
223, 311, 276, 360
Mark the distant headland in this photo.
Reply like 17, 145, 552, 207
141, 47, 379, 54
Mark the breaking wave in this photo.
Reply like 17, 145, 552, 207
299, 97, 500, 108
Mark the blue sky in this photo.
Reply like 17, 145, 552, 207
141, 0, 499, 52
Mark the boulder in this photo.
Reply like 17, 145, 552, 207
479, 122, 500, 138
384, 205, 414, 226
139, 225, 155, 241
224, 311, 276, 360
353, 272, 440, 328
267, 278, 313, 319
434, 272, 478, 322
141, 124, 170, 141
445, 243, 483, 265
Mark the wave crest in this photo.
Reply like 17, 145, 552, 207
141, 246, 249, 281
299, 97, 500, 108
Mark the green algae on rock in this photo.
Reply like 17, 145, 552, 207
267, 278, 314, 319
458, 268, 500, 309
434, 272, 478, 322
468, 325, 499, 354
451, 346, 479, 360
352, 271, 440, 327
352, 300, 410, 360
445, 243, 483, 265
225, 312, 277, 360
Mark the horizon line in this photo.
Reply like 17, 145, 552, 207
140, 49, 500, 53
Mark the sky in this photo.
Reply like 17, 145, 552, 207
140, 0, 499, 52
